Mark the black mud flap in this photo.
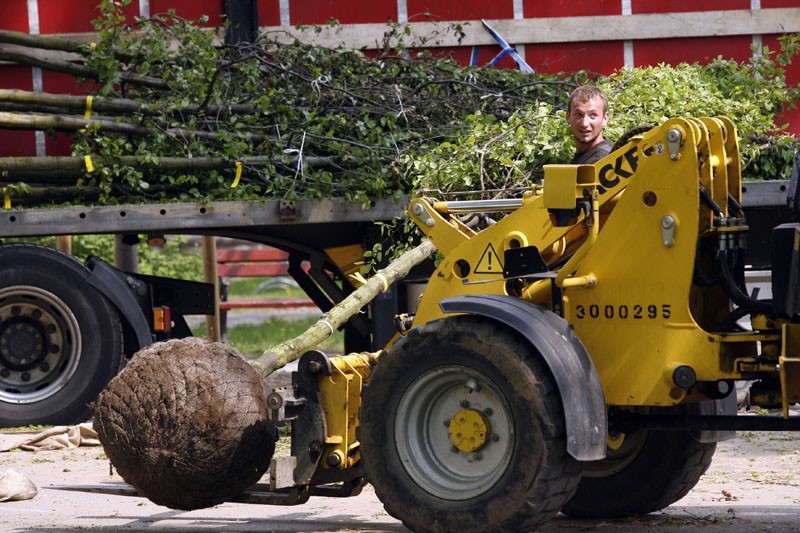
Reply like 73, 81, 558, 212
689, 393, 737, 443
439, 294, 607, 461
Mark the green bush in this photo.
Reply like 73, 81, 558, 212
410, 38, 800, 195
2, 234, 203, 281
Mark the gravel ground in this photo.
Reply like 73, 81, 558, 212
2, 429, 800, 532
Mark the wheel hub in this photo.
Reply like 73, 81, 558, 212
394, 365, 514, 500
448, 408, 490, 452
0, 317, 49, 371
0, 286, 80, 405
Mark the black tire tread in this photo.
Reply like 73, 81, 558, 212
359, 316, 581, 532
562, 430, 716, 518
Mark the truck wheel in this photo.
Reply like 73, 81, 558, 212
561, 428, 716, 517
359, 316, 581, 532
0, 245, 124, 427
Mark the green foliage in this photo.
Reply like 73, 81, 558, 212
68, 1, 579, 206
71, 234, 203, 280
599, 47, 799, 180
409, 103, 572, 194
194, 317, 344, 357
408, 41, 799, 198
2, 234, 203, 281
137, 237, 203, 280
46, 5, 800, 245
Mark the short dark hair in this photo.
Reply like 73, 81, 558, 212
568, 85, 608, 114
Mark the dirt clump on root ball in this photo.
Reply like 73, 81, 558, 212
93, 337, 276, 510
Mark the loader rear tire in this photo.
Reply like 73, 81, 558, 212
561, 429, 715, 518
359, 316, 581, 533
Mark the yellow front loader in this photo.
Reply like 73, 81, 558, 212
267, 117, 800, 531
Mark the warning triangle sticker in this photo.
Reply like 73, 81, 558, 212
474, 243, 503, 274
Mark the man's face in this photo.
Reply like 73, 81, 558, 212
567, 96, 609, 151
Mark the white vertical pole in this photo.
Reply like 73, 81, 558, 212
27, 0, 46, 156
139, 0, 150, 18
513, 0, 525, 63
279, 0, 290, 26
621, 0, 633, 68
751, 0, 763, 56
397, 0, 407, 23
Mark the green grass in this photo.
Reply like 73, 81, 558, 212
194, 316, 345, 358
225, 276, 306, 299
214, 278, 346, 357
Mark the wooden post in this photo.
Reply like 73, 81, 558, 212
114, 234, 138, 272
203, 236, 221, 341
55, 235, 72, 255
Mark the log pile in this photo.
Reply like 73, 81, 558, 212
0, 15, 574, 208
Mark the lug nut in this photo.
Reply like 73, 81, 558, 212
483, 408, 493, 416
450, 446, 459, 453
472, 452, 483, 461
460, 400, 470, 408
21, 372, 31, 382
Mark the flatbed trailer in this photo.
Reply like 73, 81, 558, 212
0, 196, 409, 426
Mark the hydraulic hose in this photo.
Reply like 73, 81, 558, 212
719, 249, 772, 315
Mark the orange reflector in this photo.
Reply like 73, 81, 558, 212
153, 306, 172, 332
147, 234, 167, 246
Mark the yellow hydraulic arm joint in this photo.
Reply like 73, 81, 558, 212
554, 189, 600, 289
316, 351, 378, 469
780, 323, 800, 418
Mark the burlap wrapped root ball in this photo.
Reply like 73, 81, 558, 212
93, 337, 277, 510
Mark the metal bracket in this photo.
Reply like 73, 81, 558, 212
667, 128, 683, 160
279, 199, 297, 221
661, 214, 676, 247
410, 201, 435, 227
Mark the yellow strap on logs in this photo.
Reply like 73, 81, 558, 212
84, 95, 94, 120
231, 161, 243, 188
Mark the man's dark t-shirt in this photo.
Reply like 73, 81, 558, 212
571, 138, 613, 164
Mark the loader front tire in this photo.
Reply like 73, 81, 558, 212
561, 428, 716, 518
359, 316, 581, 533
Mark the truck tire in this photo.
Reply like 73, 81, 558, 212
358, 315, 581, 532
0, 244, 124, 427
561, 428, 716, 517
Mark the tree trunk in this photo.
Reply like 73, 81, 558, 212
0, 110, 269, 143
256, 239, 437, 375
0, 45, 168, 89
0, 154, 355, 179
0, 88, 259, 117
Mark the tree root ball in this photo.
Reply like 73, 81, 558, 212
93, 337, 276, 510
